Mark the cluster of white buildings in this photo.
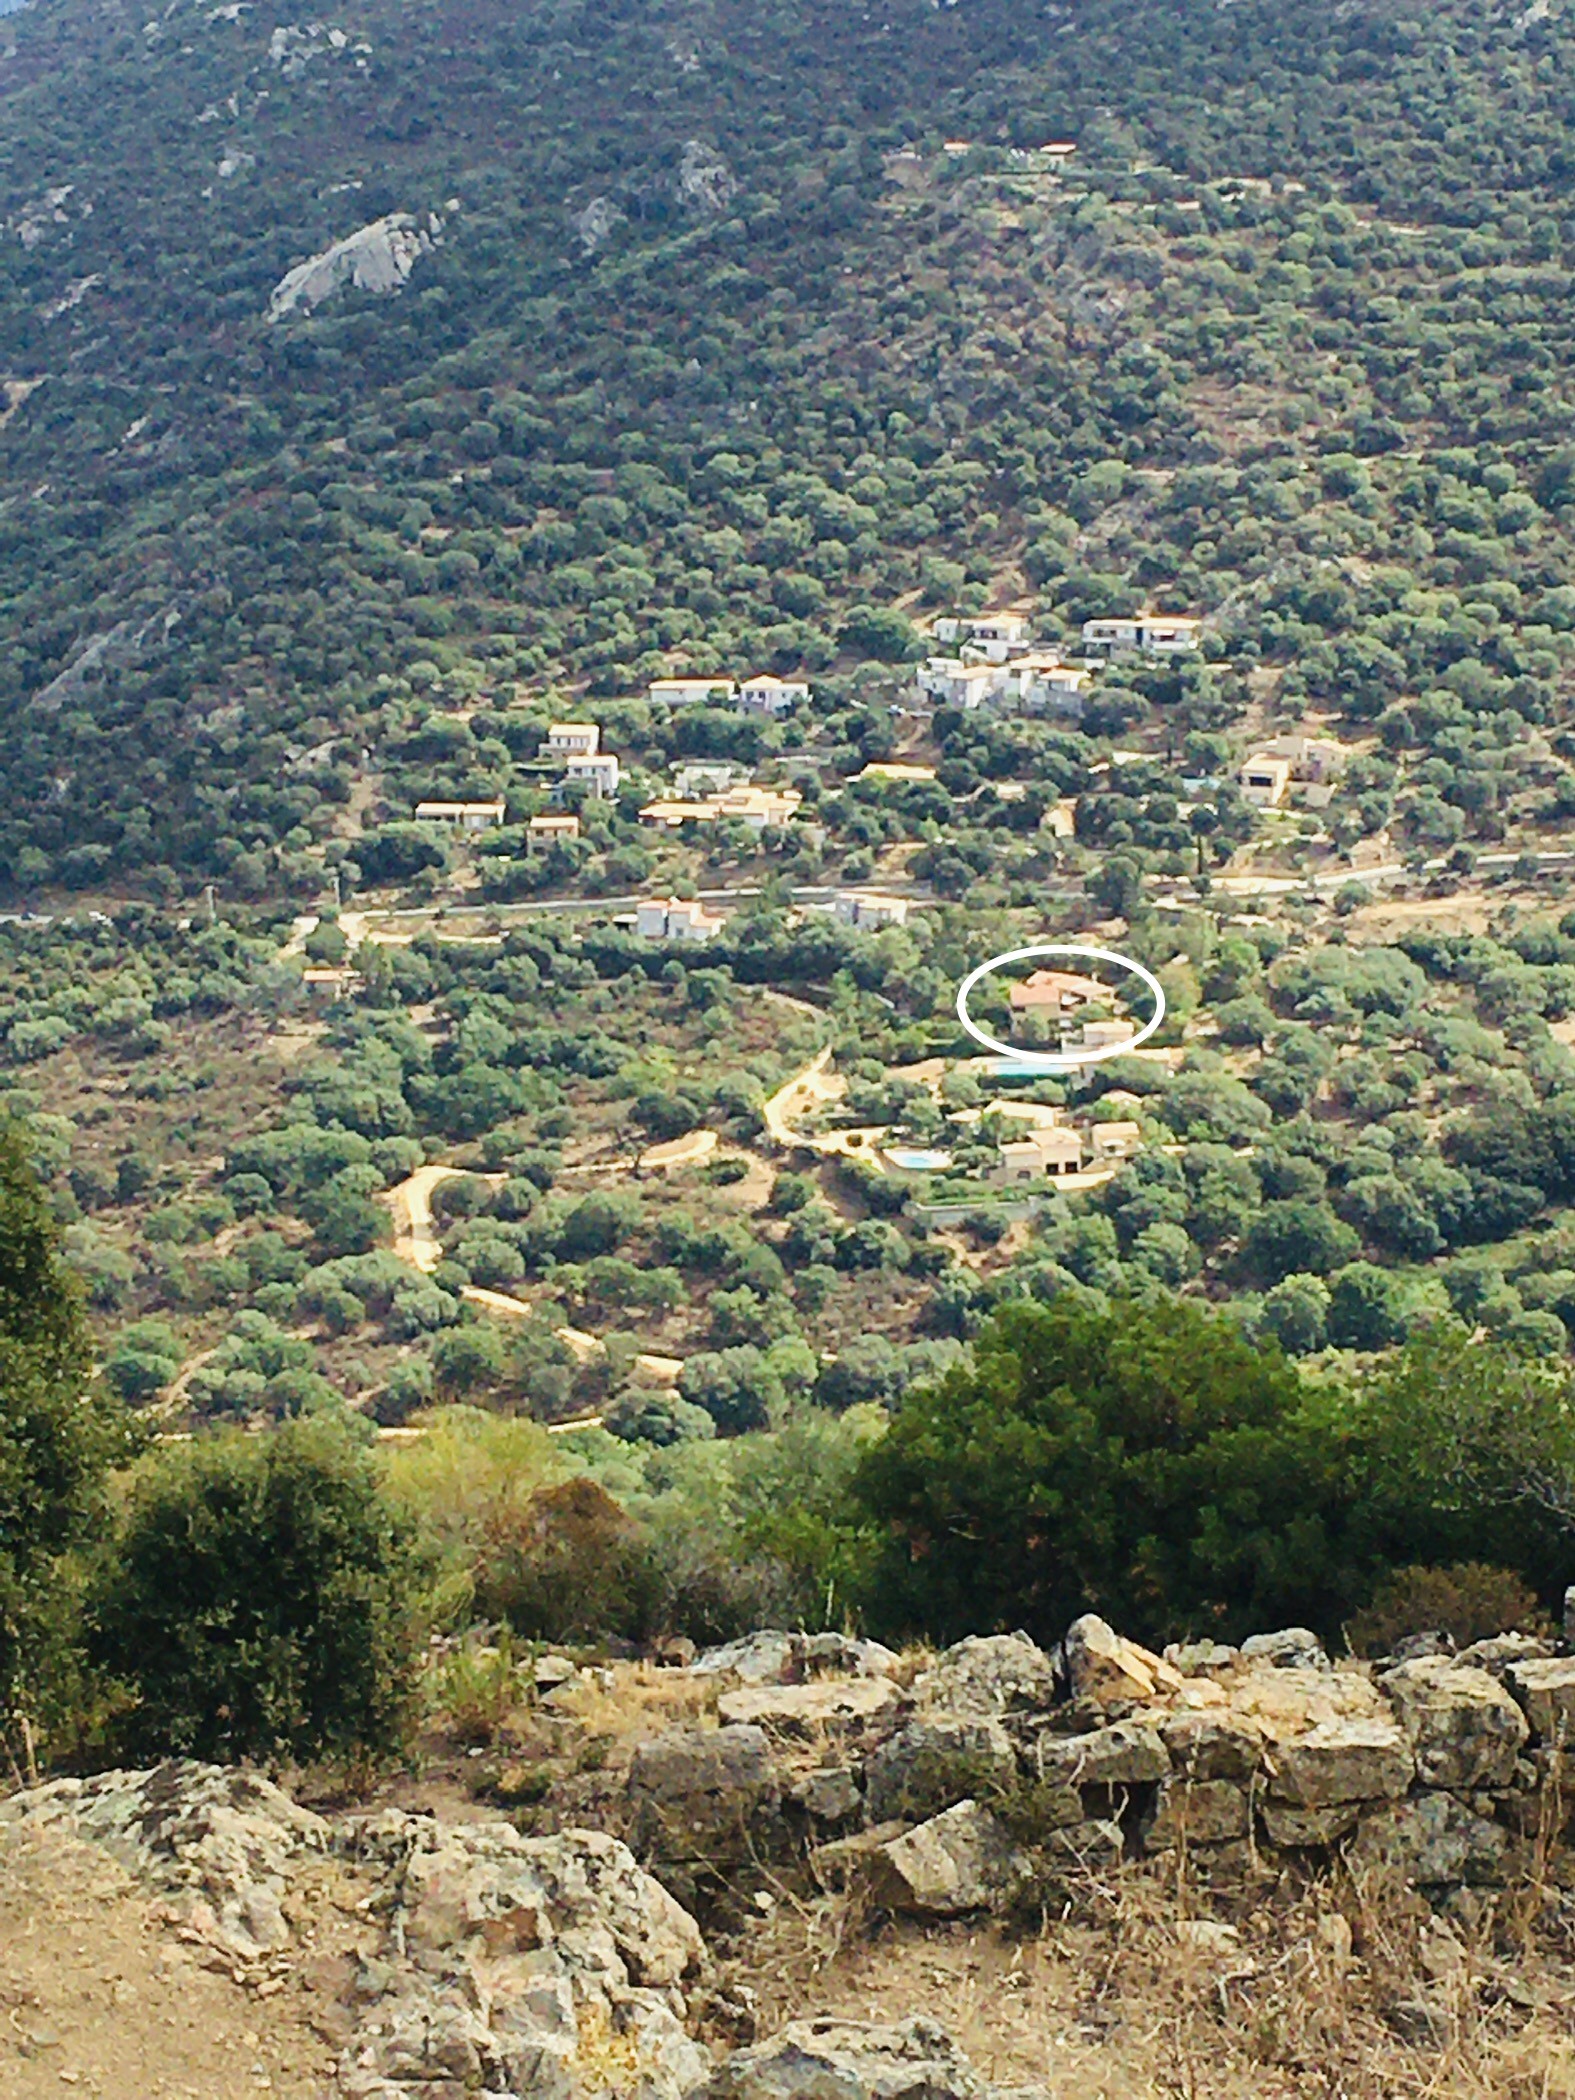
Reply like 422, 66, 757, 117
539, 722, 620, 798
1236, 733, 1348, 810
995, 1114, 1143, 1185
916, 607, 1201, 719
647, 673, 811, 716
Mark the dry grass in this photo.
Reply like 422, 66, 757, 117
543, 1662, 720, 1743
723, 1853, 1575, 2099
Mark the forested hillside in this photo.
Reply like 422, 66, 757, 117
2, 0, 1575, 888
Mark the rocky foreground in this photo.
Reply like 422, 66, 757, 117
6, 1614, 1575, 2098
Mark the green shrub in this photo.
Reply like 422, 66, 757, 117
1347, 1564, 1550, 1658
89, 1418, 427, 1763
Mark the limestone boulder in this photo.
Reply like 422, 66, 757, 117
717, 1679, 903, 1733
700, 2015, 1043, 2100
1380, 1658, 1529, 1790
627, 1726, 780, 1864
691, 1631, 900, 1686
865, 1714, 1017, 1824
0, 1760, 328, 1959
1240, 1628, 1329, 1672
913, 1632, 1058, 1716
1064, 1615, 1183, 1710
1029, 1720, 1170, 1789
337, 1815, 708, 2100
1354, 1793, 1518, 1887
1265, 1718, 1414, 1806
1145, 1777, 1250, 1850
1159, 1707, 1267, 1782
1259, 1799, 1361, 1847
1504, 1656, 1575, 1748
1040, 1817, 1125, 1869
874, 1801, 1032, 1916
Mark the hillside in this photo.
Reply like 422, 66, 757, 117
3, 0, 1575, 888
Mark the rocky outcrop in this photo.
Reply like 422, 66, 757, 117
913, 1632, 1058, 1715
337, 1814, 707, 2100
269, 213, 441, 319
865, 1715, 1016, 1823
1380, 1658, 1529, 1789
678, 140, 737, 214
701, 2016, 1042, 2100
692, 1631, 900, 1685
873, 1802, 1031, 1916
0, 1761, 328, 1958
627, 1725, 780, 1864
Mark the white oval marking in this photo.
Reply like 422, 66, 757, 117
954, 943, 1167, 1070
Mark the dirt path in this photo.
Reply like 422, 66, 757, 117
0, 1823, 357, 2099
383, 1165, 506, 1272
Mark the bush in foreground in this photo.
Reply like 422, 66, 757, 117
89, 1418, 427, 1764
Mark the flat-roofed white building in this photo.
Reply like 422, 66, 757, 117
916, 657, 1012, 707
833, 890, 910, 929
1012, 655, 1092, 715
996, 1125, 1085, 1183
635, 896, 723, 942
562, 752, 620, 798
930, 613, 1033, 663
738, 673, 810, 715
649, 675, 738, 706
413, 799, 507, 830
539, 722, 600, 760
527, 813, 581, 845
1082, 613, 1202, 656
1239, 753, 1292, 808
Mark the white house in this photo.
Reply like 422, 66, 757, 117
931, 613, 1033, 663
916, 657, 1011, 708
413, 799, 507, 830
996, 1125, 1085, 1184
649, 676, 738, 707
1082, 613, 1202, 656
738, 673, 810, 715
1011, 655, 1093, 715
1239, 753, 1292, 808
1061, 1019, 1137, 1054
539, 722, 600, 760
635, 896, 722, 942
833, 890, 910, 930
1088, 1120, 1144, 1162
638, 785, 801, 833
562, 752, 620, 798
527, 813, 581, 846
1250, 734, 1349, 784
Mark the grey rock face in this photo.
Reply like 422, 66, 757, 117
1062, 1616, 1181, 1709
1029, 1720, 1170, 1789
1146, 1777, 1250, 1849
717, 1679, 902, 1733
700, 2015, 1041, 2100
874, 1802, 1032, 1916
691, 1631, 900, 1686
1265, 1718, 1414, 1807
1354, 1793, 1518, 1887
914, 1632, 1058, 1716
865, 1715, 1017, 1824
627, 1725, 779, 1864
1380, 1659, 1529, 1789
337, 1814, 708, 2100
1505, 1656, 1575, 1746
269, 214, 438, 318
0, 1760, 327, 1958
1240, 1628, 1329, 1672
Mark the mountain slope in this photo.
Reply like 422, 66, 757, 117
2, 0, 1575, 888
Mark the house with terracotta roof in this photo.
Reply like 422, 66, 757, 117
1008, 968, 1108, 1013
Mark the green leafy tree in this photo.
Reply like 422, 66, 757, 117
90, 1418, 426, 1762
852, 1297, 1354, 1646
0, 1126, 135, 1744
